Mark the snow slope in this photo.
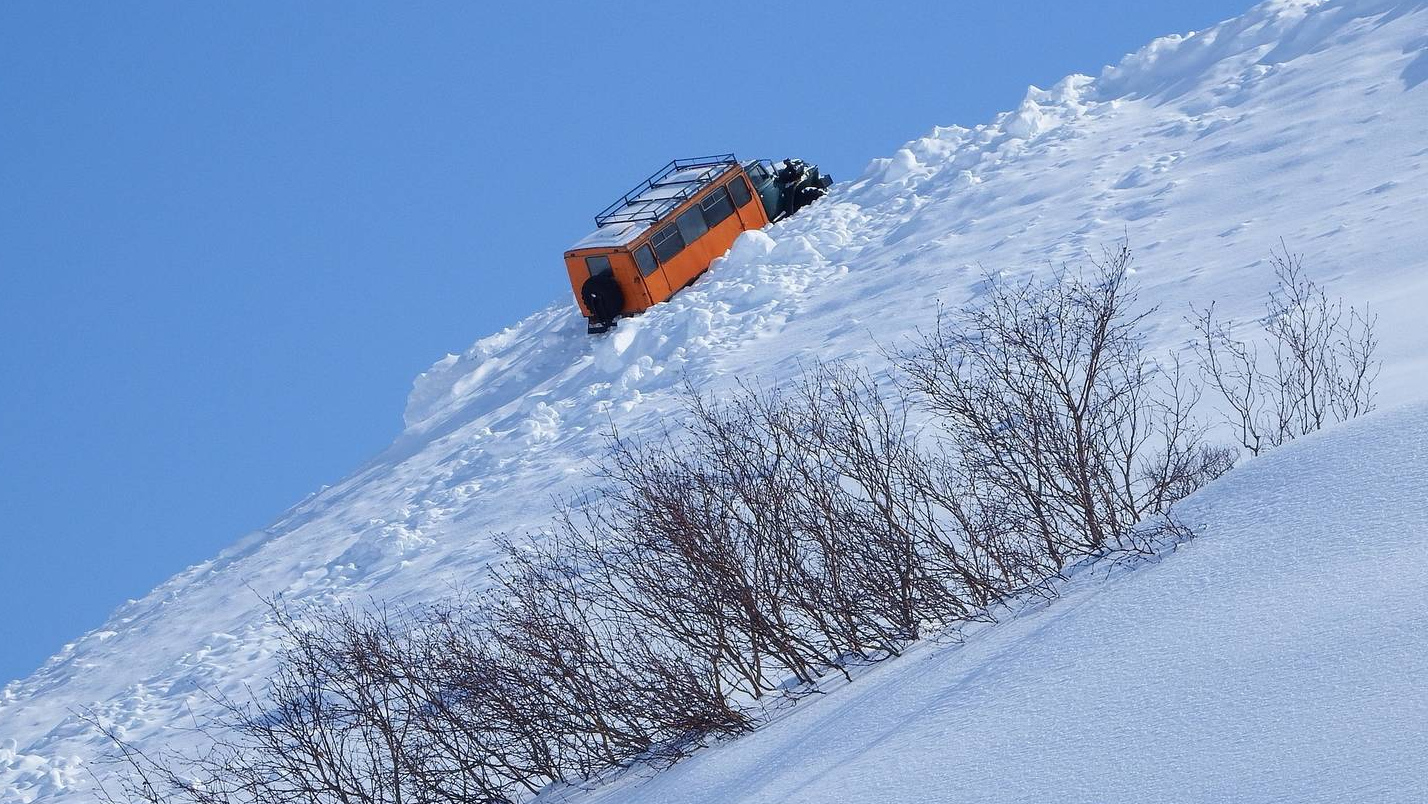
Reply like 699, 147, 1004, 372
3, 0, 1427, 800
562, 402, 1428, 804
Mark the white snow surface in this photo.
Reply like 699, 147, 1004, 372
4, 0, 1428, 800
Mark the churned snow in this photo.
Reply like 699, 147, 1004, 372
4, 0, 1428, 801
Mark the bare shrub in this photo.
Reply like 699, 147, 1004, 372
486, 534, 753, 771
897, 245, 1231, 561
589, 368, 1005, 673
91, 602, 447, 804
778, 366, 1016, 632
1192, 245, 1378, 456
93, 591, 748, 804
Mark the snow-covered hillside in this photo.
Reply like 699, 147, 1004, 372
4, 0, 1427, 800
565, 402, 1428, 804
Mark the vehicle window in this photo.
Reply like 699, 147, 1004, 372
633, 244, 659, 276
746, 163, 767, 182
699, 186, 735, 227
728, 175, 753, 208
676, 206, 708, 245
585, 255, 612, 276
651, 223, 685, 263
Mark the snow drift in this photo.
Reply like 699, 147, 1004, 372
3, 0, 1427, 800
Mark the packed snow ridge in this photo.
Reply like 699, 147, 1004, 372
4, 0, 1427, 801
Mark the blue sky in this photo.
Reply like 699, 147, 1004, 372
0, 1, 1253, 684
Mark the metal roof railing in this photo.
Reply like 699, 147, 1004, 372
593, 154, 738, 228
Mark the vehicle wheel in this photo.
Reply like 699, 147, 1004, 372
580, 271, 624, 330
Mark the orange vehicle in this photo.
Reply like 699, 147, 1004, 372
565, 154, 831, 333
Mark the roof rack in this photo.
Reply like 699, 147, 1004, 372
593, 154, 739, 228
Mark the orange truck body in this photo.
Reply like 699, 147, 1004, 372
564, 160, 770, 325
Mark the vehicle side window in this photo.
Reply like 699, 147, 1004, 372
746, 163, 767, 182
585, 255, 612, 276
676, 206, 708, 245
633, 244, 659, 276
699, 186, 735, 227
728, 175, 753, 208
651, 223, 685, 263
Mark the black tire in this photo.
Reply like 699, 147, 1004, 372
791, 184, 827, 215
580, 271, 624, 329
